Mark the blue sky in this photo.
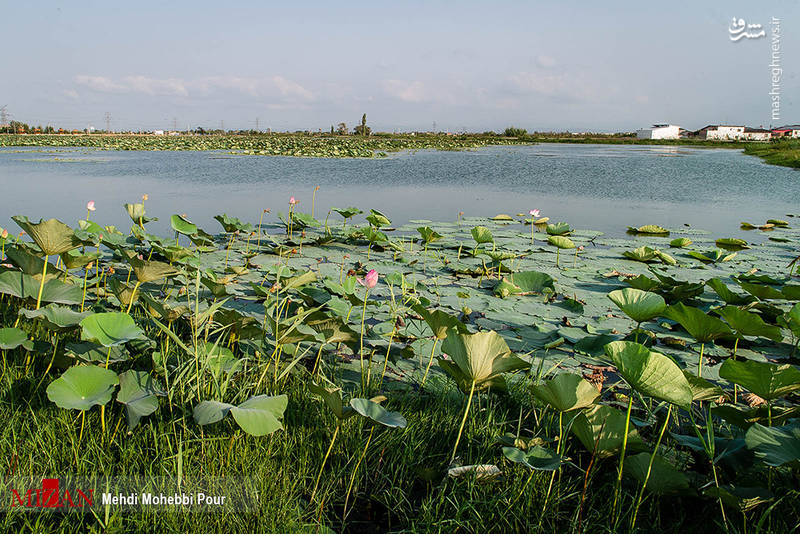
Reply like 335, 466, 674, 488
4, 1, 797, 132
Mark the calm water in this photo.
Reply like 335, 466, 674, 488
0, 144, 797, 237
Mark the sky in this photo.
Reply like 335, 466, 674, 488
3, 1, 798, 133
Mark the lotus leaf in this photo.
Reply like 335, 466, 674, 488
531, 373, 600, 412
439, 330, 528, 392
719, 359, 800, 400
745, 423, 800, 467
502, 445, 563, 471
116, 370, 165, 430
46, 365, 119, 411
12, 216, 81, 256
607, 288, 666, 324
623, 453, 689, 495
80, 312, 147, 347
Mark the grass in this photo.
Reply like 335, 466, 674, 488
743, 139, 800, 169
6, 343, 795, 534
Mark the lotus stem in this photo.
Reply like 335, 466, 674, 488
311, 186, 319, 219
35, 255, 49, 310
78, 410, 85, 446
556, 248, 560, 268
451, 379, 477, 463
531, 217, 535, 245
359, 289, 369, 392
343, 424, 375, 520
420, 338, 438, 388
80, 264, 91, 312
125, 281, 142, 314
698, 342, 705, 377
612, 393, 634, 519
631, 404, 672, 530
310, 422, 339, 503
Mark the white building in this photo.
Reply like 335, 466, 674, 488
772, 125, 800, 138
152, 130, 165, 135
696, 125, 745, 140
636, 124, 681, 140
741, 128, 772, 141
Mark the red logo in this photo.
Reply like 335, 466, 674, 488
10, 478, 93, 508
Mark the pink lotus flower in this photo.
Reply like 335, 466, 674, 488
357, 269, 378, 289
142, 194, 149, 202
289, 196, 297, 206
87, 200, 96, 211
1, 229, 8, 239
529, 209, 540, 217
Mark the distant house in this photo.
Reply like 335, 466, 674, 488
695, 125, 745, 140
771, 125, 800, 138
636, 124, 680, 140
741, 128, 772, 141
153, 130, 165, 135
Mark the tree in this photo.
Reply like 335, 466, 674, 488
354, 114, 371, 136
503, 126, 527, 138
337, 122, 348, 135
330, 125, 334, 134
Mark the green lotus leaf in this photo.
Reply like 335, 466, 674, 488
547, 235, 575, 250
309, 383, 356, 420
332, 207, 362, 220
470, 226, 494, 244
766, 218, 789, 227
608, 288, 666, 324
125, 203, 157, 225
546, 222, 572, 236
571, 404, 645, 458
170, 214, 198, 236
282, 270, 317, 290
60, 249, 100, 270
413, 305, 467, 339
0, 327, 27, 350
706, 278, 753, 305
46, 365, 119, 411
193, 400, 234, 426
664, 303, 731, 343
669, 237, 692, 248
65, 342, 130, 364
716, 306, 782, 342
116, 370, 165, 430
719, 359, 800, 401
712, 404, 800, 430
230, 395, 288, 436
12, 216, 81, 256
365, 209, 391, 228
531, 373, 600, 412
0, 270, 82, 305
628, 224, 669, 235
349, 398, 407, 428
490, 213, 514, 221
622, 246, 658, 263
124, 251, 180, 283
703, 485, 773, 512
502, 445, 563, 471
573, 334, 619, 357
5, 246, 64, 280
439, 330, 528, 392
19, 305, 91, 331
683, 370, 725, 402
623, 453, 689, 495
745, 423, 800, 467
417, 226, 443, 244
80, 312, 147, 347
625, 274, 662, 292
737, 281, 785, 300
213, 213, 252, 233
139, 293, 189, 322
604, 341, 693, 407
494, 271, 555, 298
716, 238, 750, 251
688, 249, 736, 264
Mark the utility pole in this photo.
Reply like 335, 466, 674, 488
432, 121, 437, 133
172, 117, 178, 131
104, 112, 111, 133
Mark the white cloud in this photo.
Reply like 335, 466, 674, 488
535, 55, 557, 68
382, 80, 427, 103
72, 74, 313, 102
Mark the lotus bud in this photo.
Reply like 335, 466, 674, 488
87, 200, 96, 211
